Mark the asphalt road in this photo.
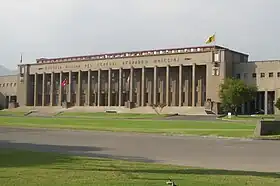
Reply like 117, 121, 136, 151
0, 127, 279, 173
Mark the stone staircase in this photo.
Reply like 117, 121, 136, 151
3, 105, 213, 116
62, 106, 209, 115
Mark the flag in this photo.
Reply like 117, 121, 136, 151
61, 79, 67, 87
205, 34, 215, 44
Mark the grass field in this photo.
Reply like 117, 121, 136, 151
59, 112, 166, 119
0, 115, 256, 137
0, 149, 279, 186
221, 114, 275, 121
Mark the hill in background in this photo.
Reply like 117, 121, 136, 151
0, 65, 17, 76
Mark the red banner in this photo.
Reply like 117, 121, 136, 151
61, 79, 67, 87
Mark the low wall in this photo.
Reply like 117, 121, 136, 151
254, 120, 280, 136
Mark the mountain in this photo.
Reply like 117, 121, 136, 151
0, 65, 17, 76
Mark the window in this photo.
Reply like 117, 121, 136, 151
260, 73, 265, 78
244, 73, 248, 79
236, 74, 241, 79
269, 72, 274, 77
252, 73, 256, 78
277, 72, 280, 77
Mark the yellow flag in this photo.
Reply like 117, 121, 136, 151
205, 34, 215, 44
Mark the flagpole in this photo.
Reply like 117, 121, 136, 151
214, 32, 216, 52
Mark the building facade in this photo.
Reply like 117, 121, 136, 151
0, 45, 279, 115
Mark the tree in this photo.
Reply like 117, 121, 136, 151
219, 78, 257, 116
275, 97, 280, 111
150, 103, 167, 115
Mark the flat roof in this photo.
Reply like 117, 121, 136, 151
35, 45, 248, 64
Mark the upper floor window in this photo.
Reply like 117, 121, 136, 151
243, 73, 248, 79
252, 73, 256, 78
260, 73, 265, 78
277, 72, 280, 77
236, 74, 241, 79
269, 72, 274, 78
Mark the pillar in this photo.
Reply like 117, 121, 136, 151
50, 72, 54, 106
59, 72, 62, 105
97, 69, 101, 106
68, 71, 72, 103
241, 103, 245, 114
197, 69, 202, 106
136, 73, 141, 107
258, 92, 262, 111
108, 68, 111, 106
184, 69, 190, 106
118, 68, 122, 106
153, 66, 157, 105
192, 63, 196, 107
265, 90, 268, 115
42, 72, 45, 106
166, 65, 169, 106
141, 67, 145, 106
87, 70, 91, 106
34, 73, 37, 106
76, 70, 81, 106
178, 65, 182, 106
129, 67, 134, 102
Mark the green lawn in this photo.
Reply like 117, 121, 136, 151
59, 112, 165, 119
0, 110, 26, 116
0, 116, 256, 137
221, 115, 275, 121
0, 149, 279, 186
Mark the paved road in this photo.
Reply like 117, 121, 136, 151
0, 127, 279, 173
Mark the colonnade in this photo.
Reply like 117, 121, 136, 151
32, 64, 207, 107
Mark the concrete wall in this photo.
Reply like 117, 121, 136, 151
233, 60, 280, 91
0, 75, 17, 108
255, 120, 280, 136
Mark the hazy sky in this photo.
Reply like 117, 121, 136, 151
0, 0, 279, 69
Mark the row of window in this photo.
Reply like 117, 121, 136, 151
236, 72, 280, 79
0, 83, 17, 87
37, 47, 213, 64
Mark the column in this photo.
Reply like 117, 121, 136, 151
192, 63, 196, 107
254, 97, 257, 112
97, 69, 101, 106
34, 73, 37, 106
141, 67, 145, 106
153, 66, 157, 105
59, 72, 62, 105
87, 70, 91, 106
50, 72, 54, 106
76, 70, 81, 106
118, 68, 122, 106
241, 103, 245, 114
108, 68, 111, 106
129, 67, 133, 102
42, 72, 45, 106
265, 90, 268, 115
178, 65, 182, 106
197, 71, 202, 106
166, 65, 170, 106
68, 71, 72, 103
258, 92, 262, 111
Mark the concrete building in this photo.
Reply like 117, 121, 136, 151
0, 45, 279, 115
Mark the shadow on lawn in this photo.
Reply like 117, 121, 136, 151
0, 141, 279, 180
0, 140, 155, 168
